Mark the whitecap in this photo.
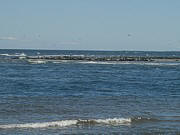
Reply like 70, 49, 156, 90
0, 118, 131, 129
77, 61, 118, 65
138, 62, 180, 66
0, 54, 11, 56
0, 120, 77, 129
0, 53, 27, 57
27, 60, 47, 64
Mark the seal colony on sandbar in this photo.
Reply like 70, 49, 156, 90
14, 55, 180, 62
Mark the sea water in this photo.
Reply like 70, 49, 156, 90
0, 49, 180, 134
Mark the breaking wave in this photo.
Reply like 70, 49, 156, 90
27, 59, 47, 64
77, 61, 117, 64
138, 62, 180, 66
76, 61, 180, 66
0, 115, 180, 129
0, 118, 131, 129
0, 53, 27, 57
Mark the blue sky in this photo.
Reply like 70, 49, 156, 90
0, 0, 180, 51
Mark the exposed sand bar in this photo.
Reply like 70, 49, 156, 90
16, 55, 180, 62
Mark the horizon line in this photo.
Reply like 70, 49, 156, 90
0, 48, 180, 52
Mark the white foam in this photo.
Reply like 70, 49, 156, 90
138, 62, 180, 66
78, 61, 117, 64
52, 61, 63, 64
71, 55, 85, 57
0, 53, 27, 57
52, 60, 72, 63
18, 53, 27, 57
91, 118, 131, 125
0, 118, 131, 129
27, 60, 47, 64
0, 53, 10, 56
54, 60, 180, 66
0, 120, 77, 129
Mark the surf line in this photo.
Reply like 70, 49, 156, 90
0, 118, 131, 129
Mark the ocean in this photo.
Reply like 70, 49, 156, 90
0, 49, 180, 134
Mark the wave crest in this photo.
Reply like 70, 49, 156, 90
0, 118, 131, 129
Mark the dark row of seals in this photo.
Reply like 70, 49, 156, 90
16, 55, 180, 62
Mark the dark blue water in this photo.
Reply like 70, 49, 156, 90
0, 49, 180, 134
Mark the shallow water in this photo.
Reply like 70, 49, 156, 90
0, 49, 180, 134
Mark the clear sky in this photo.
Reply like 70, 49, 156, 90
0, 0, 180, 51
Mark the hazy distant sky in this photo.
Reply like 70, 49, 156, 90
0, 0, 180, 51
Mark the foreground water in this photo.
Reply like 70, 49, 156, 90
0, 49, 180, 134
